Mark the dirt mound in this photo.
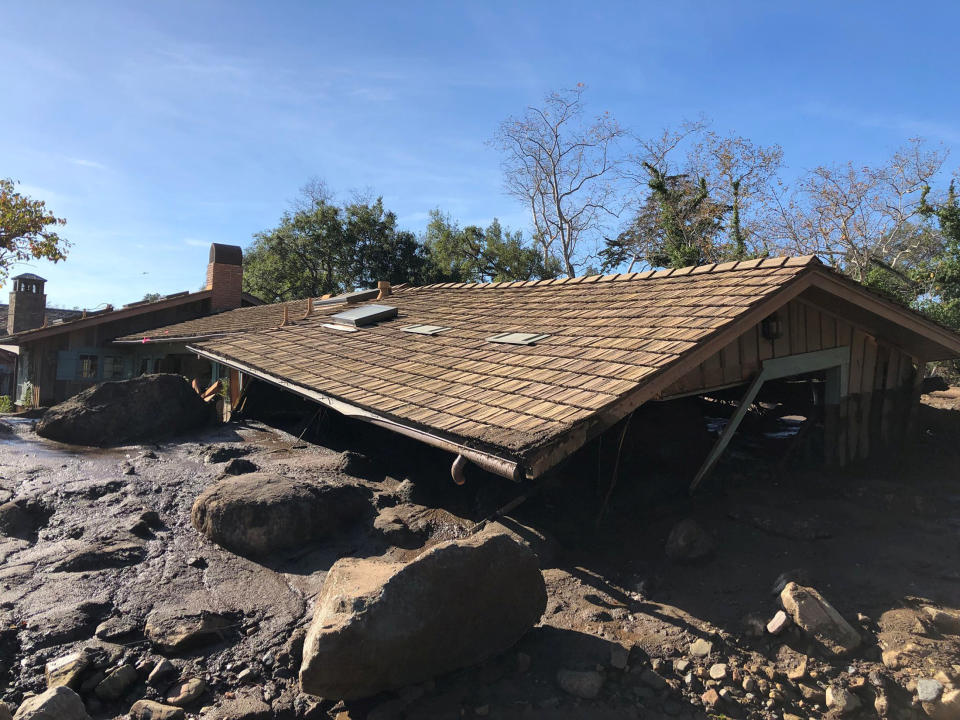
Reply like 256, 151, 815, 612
191, 472, 372, 557
299, 529, 547, 700
35, 374, 210, 446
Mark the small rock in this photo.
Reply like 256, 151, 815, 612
129, 699, 185, 720
709, 663, 727, 680
186, 556, 207, 569
701, 688, 719, 707
94, 663, 137, 700
95, 616, 137, 641
44, 650, 91, 689
556, 669, 604, 699
924, 606, 960, 635
221, 458, 258, 476
798, 682, 826, 704
918, 678, 944, 703
12, 686, 90, 720
826, 685, 861, 715
166, 677, 206, 707
236, 667, 258, 683
609, 644, 628, 670
766, 609, 790, 635
147, 659, 176, 686
689, 638, 714, 657
780, 582, 861, 655
144, 608, 232, 651
787, 656, 808, 680
673, 658, 690, 674
665, 518, 716, 562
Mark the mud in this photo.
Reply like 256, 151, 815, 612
1, 394, 960, 719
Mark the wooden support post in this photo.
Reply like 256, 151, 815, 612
690, 368, 768, 494
690, 346, 851, 494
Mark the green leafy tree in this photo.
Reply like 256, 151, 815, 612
243, 198, 347, 302
916, 182, 960, 329
602, 165, 726, 271
0, 178, 69, 284
244, 187, 434, 301
344, 197, 431, 288
424, 211, 559, 282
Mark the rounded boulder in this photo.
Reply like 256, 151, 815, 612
299, 528, 547, 700
191, 473, 371, 557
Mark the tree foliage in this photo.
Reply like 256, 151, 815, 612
0, 178, 69, 284
243, 190, 431, 302
603, 121, 781, 271
424, 210, 559, 283
244, 184, 551, 301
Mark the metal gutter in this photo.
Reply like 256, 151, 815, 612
114, 334, 235, 345
187, 344, 524, 482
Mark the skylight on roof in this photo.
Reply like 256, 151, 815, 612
322, 323, 359, 333
401, 324, 449, 335
486, 332, 551, 345
330, 304, 398, 327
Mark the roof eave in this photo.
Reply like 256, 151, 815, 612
187, 343, 525, 482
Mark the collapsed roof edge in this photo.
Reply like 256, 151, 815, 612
187, 344, 525, 482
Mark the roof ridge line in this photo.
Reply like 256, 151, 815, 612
414, 255, 821, 291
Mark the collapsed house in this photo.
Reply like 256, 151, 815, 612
124, 256, 960, 486
3, 244, 262, 405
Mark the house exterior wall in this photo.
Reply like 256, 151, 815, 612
15, 298, 215, 405
660, 296, 920, 466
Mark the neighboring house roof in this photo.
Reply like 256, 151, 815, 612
12, 272, 46, 281
114, 289, 379, 344
180, 256, 960, 479
0, 305, 83, 335
2, 290, 213, 344
2, 290, 265, 345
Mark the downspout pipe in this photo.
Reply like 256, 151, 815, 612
451, 454, 468, 485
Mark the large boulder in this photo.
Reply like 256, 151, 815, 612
13, 686, 91, 720
299, 528, 547, 700
780, 582, 862, 655
191, 473, 371, 557
36, 374, 209, 446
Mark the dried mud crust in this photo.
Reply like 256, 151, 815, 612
0, 394, 957, 719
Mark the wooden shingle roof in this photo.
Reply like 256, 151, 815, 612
115, 298, 316, 343
189, 257, 831, 471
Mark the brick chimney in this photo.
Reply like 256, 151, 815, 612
7, 273, 47, 335
205, 244, 243, 312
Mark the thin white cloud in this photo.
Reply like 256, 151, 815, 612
802, 101, 960, 144
66, 157, 108, 170
183, 238, 208, 247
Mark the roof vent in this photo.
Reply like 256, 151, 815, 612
330, 304, 398, 327
401, 324, 449, 336
486, 332, 551, 345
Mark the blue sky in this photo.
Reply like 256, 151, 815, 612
3, 1, 959, 308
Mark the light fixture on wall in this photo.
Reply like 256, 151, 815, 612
761, 312, 783, 341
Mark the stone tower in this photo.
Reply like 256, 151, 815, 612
7, 273, 47, 335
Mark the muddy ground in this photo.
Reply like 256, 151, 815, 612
2, 390, 960, 719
